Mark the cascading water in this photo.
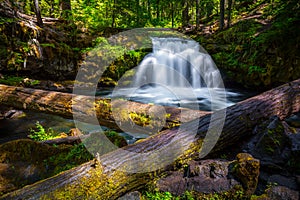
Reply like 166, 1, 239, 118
133, 37, 222, 89
111, 37, 241, 111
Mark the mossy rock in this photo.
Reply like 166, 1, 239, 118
0, 139, 73, 195
233, 153, 260, 196
0, 139, 71, 163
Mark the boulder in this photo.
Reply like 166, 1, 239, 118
118, 191, 142, 200
266, 186, 299, 200
233, 153, 260, 196
156, 153, 260, 196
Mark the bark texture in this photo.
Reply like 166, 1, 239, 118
0, 79, 299, 199
0, 84, 209, 132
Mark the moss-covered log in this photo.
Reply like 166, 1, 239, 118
1, 79, 299, 199
0, 84, 209, 131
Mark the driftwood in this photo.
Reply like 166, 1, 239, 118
0, 84, 209, 133
40, 136, 83, 145
1, 79, 299, 199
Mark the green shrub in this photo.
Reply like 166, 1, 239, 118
28, 121, 57, 141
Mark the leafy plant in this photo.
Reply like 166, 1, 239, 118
0, 75, 24, 86
144, 191, 175, 200
28, 121, 57, 141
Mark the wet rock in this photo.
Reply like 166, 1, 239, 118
288, 133, 300, 152
267, 175, 298, 191
0, 139, 72, 195
285, 112, 300, 128
156, 159, 240, 195
266, 186, 299, 200
4, 110, 25, 119
233, 153, 260, 196
156, 171, 188, 195
69, 128, 83, 137
118, 191, 142, 200
244, 116, 291, 165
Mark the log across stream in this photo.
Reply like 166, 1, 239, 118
0, 79, 299, 199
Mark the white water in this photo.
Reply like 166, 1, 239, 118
133, 37, 222, 89
111, 37, 242, 111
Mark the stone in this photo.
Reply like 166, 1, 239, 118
117, 191, 142, 200
4, 110, 25, 119
266, 186, 299, 200
285, 113, 300, 128
243, 116, 291, 165
268, 175, 298, 191
68, 128, 83, 137
234, 153, 260, 196
156, 159, 240, 196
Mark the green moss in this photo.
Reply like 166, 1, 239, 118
0, 75, 24, 86
40, 165, 127, 199
44, 143, 93, 175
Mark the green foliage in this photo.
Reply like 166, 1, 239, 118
248, 66, 266, 75
144, 191, 177, 200
45, 143, 93, 175
142, 187, 250, 200
0, 76, 24, 86
40, 43, 56, 48
28, 121, 57, 141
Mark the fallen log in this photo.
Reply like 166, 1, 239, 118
1, 79, 299, 199
0, 84, 209, 133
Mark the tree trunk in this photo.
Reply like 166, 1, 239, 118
227, 0, 233, 28
0, 84, 209, 132
182, 0, 189, 28
147, 0, 151, 22
33, 0, 43, 27
156, 0, 160, 21
1, 79, 299, 200
219, 0, 225, 30
171, 2, 174, 28
195, 0, 200, 29
111, 0, 117, 28
59, 0, 71, 19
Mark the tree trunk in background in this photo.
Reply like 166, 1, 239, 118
111, 0, 117, 28
156, 0, 160, 21
171, 2, 174, 28
1, 79, 299, 200
182, 0, 189, 27
195, 0, 200, 29
147, 0, 151, 22
136, 0, 140, 26
33, 0, 43, 27
59, 0, 71, 19
219, 0, 225, 30
227, 0, 233, 28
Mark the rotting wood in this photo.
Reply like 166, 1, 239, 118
0, 84, 209, 132
1, 79, 299, 199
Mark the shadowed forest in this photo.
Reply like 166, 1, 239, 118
0, 0, 299, 199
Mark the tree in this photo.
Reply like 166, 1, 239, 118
195, 0, 200, 29
182, 0, 190, 27
219, 0, 225, 30
227, 0, 233, 28
59, 0, 72, 19
33, 0, 43, 27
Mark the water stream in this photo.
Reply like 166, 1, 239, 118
108, 37, 243, 111
1, 37, 254, 144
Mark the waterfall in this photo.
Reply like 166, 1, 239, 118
110, 37, 241, 111
132, 37, 222, 89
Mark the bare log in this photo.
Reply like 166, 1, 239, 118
0, 84, 209, 132
1, 79, 299, 199
40, 136, 82, 145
